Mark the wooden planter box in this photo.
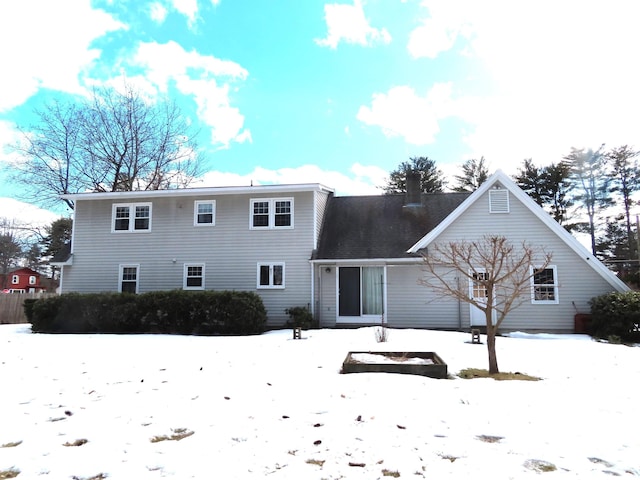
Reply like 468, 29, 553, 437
342, 351, 448, 379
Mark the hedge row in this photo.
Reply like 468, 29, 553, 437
589, 291, 640, 342
27, 290, 267, 335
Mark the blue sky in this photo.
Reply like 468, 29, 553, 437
1, 0, 640, 225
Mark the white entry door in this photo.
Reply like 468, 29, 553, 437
469, 271, 496, 327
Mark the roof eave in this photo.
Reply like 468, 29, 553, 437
60, 183, 335, 201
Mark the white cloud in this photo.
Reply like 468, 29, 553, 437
171, 0, 199, 26
407, 1, 465, 59
316, 0, 391, 49
132, 41, 250, 147
357, 83, 454, 145
407, 1, 640, 171
149, 2, 168, 23
0, 120, 23, 167
0, 1, 125, 112
195, 163, 387, 195
0, 198, 61, 229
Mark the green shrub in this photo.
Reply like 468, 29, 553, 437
589, 291, 640, 342
30, 290, 267, 335
23, 298, 39, 323
285, 306, 315, 329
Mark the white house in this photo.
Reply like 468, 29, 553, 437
53, 171, 628, 331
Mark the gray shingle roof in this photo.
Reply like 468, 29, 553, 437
314, 192, 471, 260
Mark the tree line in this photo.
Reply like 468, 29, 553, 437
382, 148, 640, 283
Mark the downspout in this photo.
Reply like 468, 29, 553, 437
310, 262, 315, 318
457, 275, 462, 329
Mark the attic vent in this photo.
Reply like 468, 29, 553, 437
489, 189, 509, 213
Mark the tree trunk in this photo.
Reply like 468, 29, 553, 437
486, 309, 499, 374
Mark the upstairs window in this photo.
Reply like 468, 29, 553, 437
531, 266, 559, 304
194, 201, 215, 226
184, 264, 205, 290
250, 198, 293, 229
11, 275, 19, 284
29, 276, 37, 285
112, 203, 152, 232
257, 263, 285, 289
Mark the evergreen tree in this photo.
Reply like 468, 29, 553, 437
606, 145, 640, 262
565, 145, 612, 256
514, 159, 573, 226
452, 157, 489, 192
382, 156, 446, 194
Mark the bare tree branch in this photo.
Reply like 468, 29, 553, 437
420, 235, 552, 373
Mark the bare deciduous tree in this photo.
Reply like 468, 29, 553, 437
420, 235, 552, 374
10, 83, 202, 210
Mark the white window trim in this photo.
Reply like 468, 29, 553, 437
118, 264, 140, 294
29, 275, 37, 285
194, 200, 216, 226
257, 262, 285, 289
112, 203, 153, 233
11, 275, 19, 284
530, 265, 559, 304
250, 198, 294, 230
183, 263, 206, 290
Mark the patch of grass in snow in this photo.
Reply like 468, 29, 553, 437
476, 435, 504, 443
63, 438, 88, 447
524, 459, 557, 472
150, 428, 194, 443
382, 468, 400, 477
306, 459, 325, 467
458, 368, 541, 381
71, 474, 107, 480
439, 454, 458, 462
0, 468, 20, 479
0, 441, 21, 448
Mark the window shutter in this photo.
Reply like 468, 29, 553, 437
489, 189, 509, 213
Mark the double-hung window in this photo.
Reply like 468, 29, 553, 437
29, 276, 36, 285
250, 198, 293, 229
112, 203, 152, 232
194, 201, 215, 226
11, 275, 18, 284
119, 264, 139, 293
184, 264, 205, 290
257, 263, 285, 289
531, 266, 559, 304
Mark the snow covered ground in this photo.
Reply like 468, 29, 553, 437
1, 324, 638, 479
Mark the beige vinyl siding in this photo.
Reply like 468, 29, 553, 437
316, 266, 336, 327
314, 191, 331, 249
426, 188, 617, 331
63, 191, 318, 326
385, 265, 460, 329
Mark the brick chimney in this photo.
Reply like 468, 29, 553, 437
405, 171, 421, 207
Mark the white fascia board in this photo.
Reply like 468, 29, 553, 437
60, 183, 334, 202
310, 257, 423, 265
407, 170, 629, 292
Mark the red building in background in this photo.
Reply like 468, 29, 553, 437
1, 267, 46, 293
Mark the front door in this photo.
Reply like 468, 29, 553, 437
338, 267, 361, 317
338, 266, 384, 323
469, 271, 496, 326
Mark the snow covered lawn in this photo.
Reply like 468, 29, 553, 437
1, 324, 638, 479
